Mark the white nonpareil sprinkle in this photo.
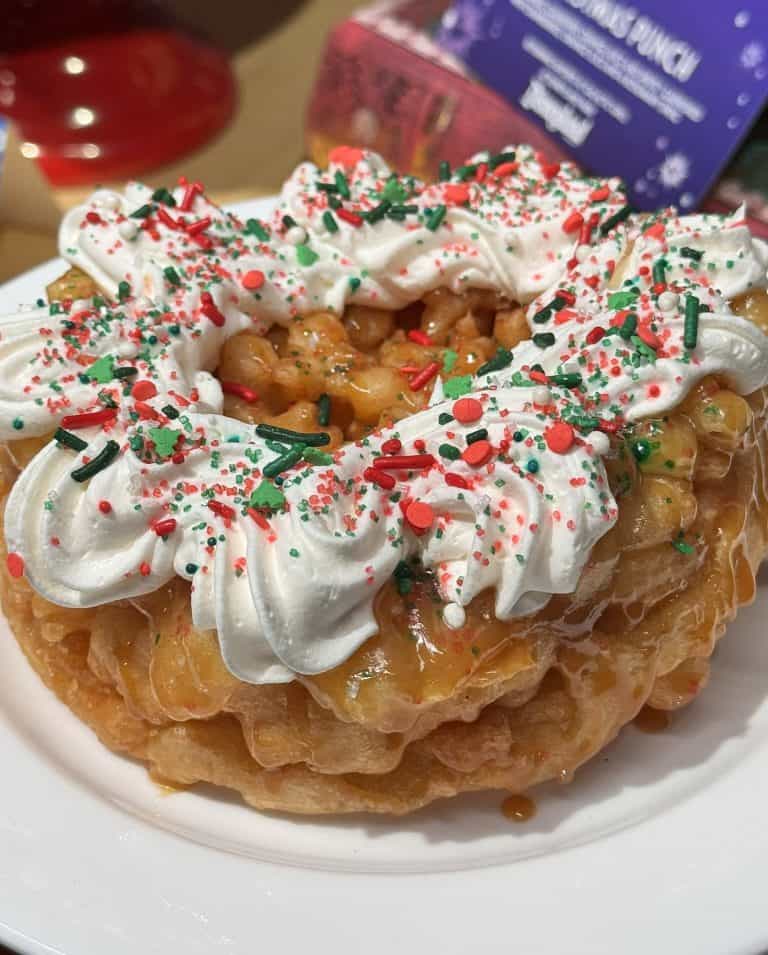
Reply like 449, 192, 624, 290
117, 220, 138, 241
658, 290, 679, 312
532, 385, 551, 406
286, 225, 308, 245
575, 244, 591, 262
443, 602, 467, 629
587, 431, 611, 455
98, 193, 122, 212
117, 341, 139, 359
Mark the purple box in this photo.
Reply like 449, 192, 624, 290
437, 0, 768, 210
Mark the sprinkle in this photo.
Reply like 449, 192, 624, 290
445, 472, 469, 489
161, 405, 179, 419
658, 290, 679, 312
590, 185, 610, 202
129, 203, 153, 219
618, 313, 638, 340
337, 208, 364, 227
263, 444, 306, 478
466, 428, 488, 444
684, 294, 699, 350
381, 438, 402, 455
586, 326, 606, 345
364, 200, 391, 225
186, 216, 212, 237
462, 440, 492, 467
364, 466, 396, 490
148, 427, 181, 457
599, 204, 633, 235
373, 454, 434, 471
562, 211, 584, 234
61, 408, 118, 430
54, 427, 88, 452
113, 366, 138, 379
71, 440, 120, 482
303, 447, 333, 465
256, 423, 329, 447
154, 518, 177, 537
438, 160, 451, 181
439, 443, 461, 460
139, 562, 152, 577
117, 280, 131, 301
98, 500, 112, 514
185, 563, 198, 575
207, 500, 235, 521
250, 480, 285, 511
163, 266, 181, 287
404, 501, 434, 534
200, 291, 226, 327
443, 375, 473, 398
651, 259, 667, 286
444, 183, 470, 205
296, 244, 319, 267
322, 210, 339, 233
221, 381, 259, 402
245, 218, 270, 241
87, 355, 116, 384
680, 247, 704, 262
442, 602, 466, 629
549, 373, 582, 389
317, 393, 331, 427
452, 397, 483, 424
425, 205, 447, 231
409, 361, 441, 391
632, 439, 652, 463
489, 151, 516, 169
242, 269, 265, 290
608, 290, 638, 310
476, 347, 513, 376
545, 422, 575, 454
131, 380, 157, 400
407, 329, 432, 346
532, 332, 556, 348
526, 459, 540, 473
6, 553, 25, 579
393, 560, 413, 595
673, 536, 695, 555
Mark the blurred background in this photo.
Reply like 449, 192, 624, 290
0, 0, 766, 273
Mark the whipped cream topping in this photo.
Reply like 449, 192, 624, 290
3, 148, 768, 685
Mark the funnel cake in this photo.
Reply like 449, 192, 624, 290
2, 147, 768, 814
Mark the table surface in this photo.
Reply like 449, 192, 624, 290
0, 7, 365, 954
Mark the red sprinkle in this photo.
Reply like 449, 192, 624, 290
407, 329, 433, 346
185, 216, 212, 236
529, 370, 548, 384
139, 561, 152, 577
638, 325, 661, 349
462, 440, 493, 467
98, 500, 112, 514
135, 401, 160, 420
336, 208, 364, 227
492, 161, 518, 178
200, 291, 226, 327
452, 397, 483, 424
586, 326, 606, 345
179, 180, 203, 212
154, 518, 177, 537
545, 422, 575, 454
444, 472, 469, 489
242, 269, 265, 291
131, 379, 157, 400
408, 361, 440, 391
6, 553, 24, 578
207, 500, 235, 521
247, 508, 272, 530
364, 466, 396, 490
644, 222, 666, 239
562, 211, 584, 234
373, 454, 435, 471
598, 418, 622, 434
221, 380, 259, 403
381, 438, 402, 455
85, 211, 102, 225
405, 501, 435, 534
61, 408, 118, 430
329, 145, 364, 168
156, 207, 179, 231
556, 289, 576, 306
541, 162, 561, 179
444, 183, 470, 205
590, 185, 610, 202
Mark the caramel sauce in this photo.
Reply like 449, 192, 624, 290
501, 794, 537, 822
633, 706, 670, 734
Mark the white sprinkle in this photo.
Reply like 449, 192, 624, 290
587, 431, 611, 455
118, 220, 138, 241
658, 290, 679, 312
442, 602, 466, 629
575, 244, 591, 262
98, 193, 121, 212
532, 385, 551, 406
286, 225, 307, 245
117, 341, 139, 359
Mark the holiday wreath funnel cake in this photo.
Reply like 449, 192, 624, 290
2, 147, 768, 815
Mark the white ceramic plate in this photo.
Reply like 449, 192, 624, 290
2, 199, 768, 955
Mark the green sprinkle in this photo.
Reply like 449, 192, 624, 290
439, 443, 461, 460
680, 247, 703, 262
256, 423, 329, 447
54, 427, 87, 452
652, 259, 667, 285
129, 204, 153, 219
152, 187, 176, 206
438, 412, 454, 425
149, 427, 181, 458
532, 332, 556, 348
438, 160, 451, 181
250, 480, 285, 511
442, 349, 458, 373
117, 280, 131, 302
365, 200, 391, 224
316, 181, 339, 195
263, 445, 306, 478
631, 439, 652, 463
454, 163, 478, 181
282, 214, 297, 230
185, 563, 198, 575
673, 536, 695, 555
334, 170, 350, 198
532, 306, 552, 325
162, 404, 180, 419
549, 373, 583, 388
425, 205, 447, 231
599, 204, 634, 235
349, 277, 361, 293
322, 210, 339, 233
12, 417, 23, 431
303, 447, 334, 466
489, 151, 515, 169
684, 294, 699, 350
476, 347, 513, 377
71, 440, 120, 482
382, 176, 409, 203
317, 393, 331, 427
245, 218, 269, 241
163, 266, 181, 287
526, 459, 540, 474
296, 244, 319, 267
619, 313, 638, 340
443, 375, 473, 398
631, 336, 658, 363
88, 355, 115, 384
607, 289, 638, 310
113, 366, 138, 379
466, 428, 488, 444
